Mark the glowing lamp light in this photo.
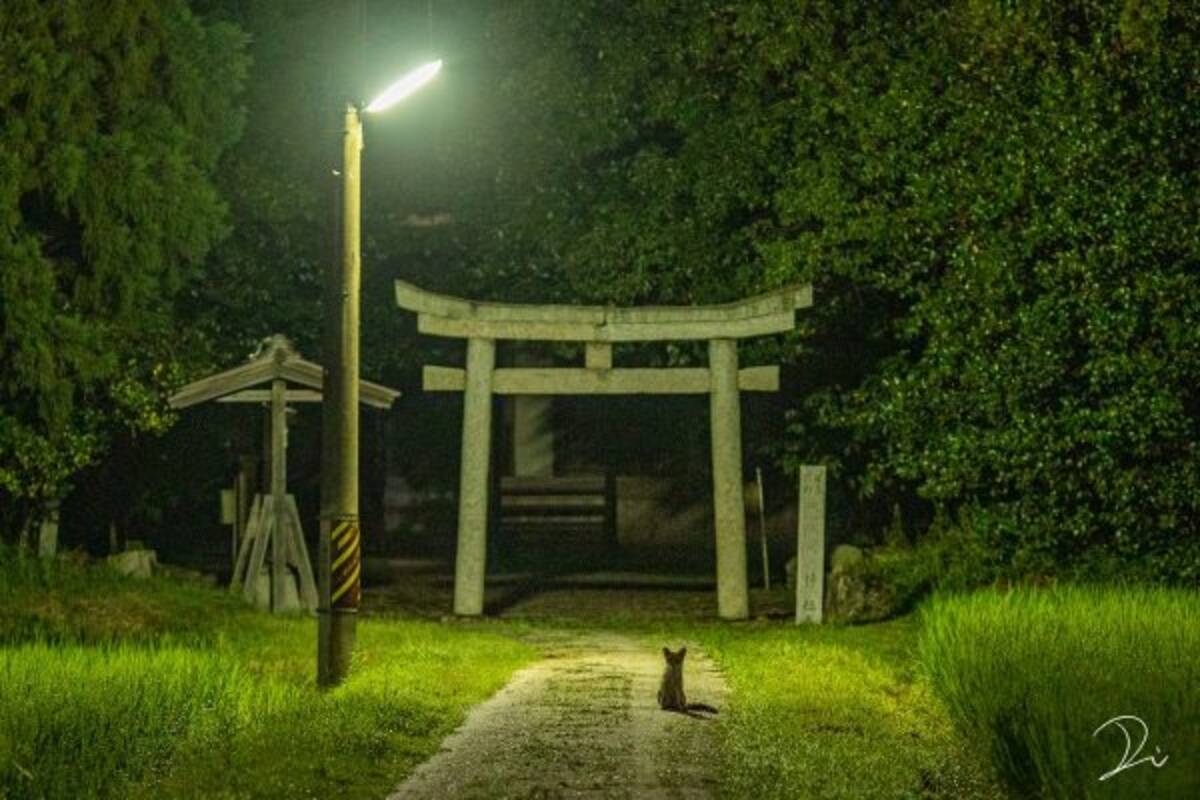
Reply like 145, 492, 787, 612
365, 60, 443, 113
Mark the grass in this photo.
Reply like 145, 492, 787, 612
7, 548, 1194, 799
0, 548, 535, 800
497, 581, 1197, 798
0, 550, 243, 644
695, 618, 1002, 800
920, 586, 1200, 799
499, 586, 1002, 799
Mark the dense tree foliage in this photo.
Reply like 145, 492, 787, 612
62, 1, 502, 549
6, 1, 1194, 582
0, 1, 248, 535
184, 0, 349, 360
477, 0, 1199, 581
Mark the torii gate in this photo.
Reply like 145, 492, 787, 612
169, 335, 399, 612
395, 280, 811, 620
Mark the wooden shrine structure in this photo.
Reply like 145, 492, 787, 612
169, 335, 399, 613
396, 280, 811, 620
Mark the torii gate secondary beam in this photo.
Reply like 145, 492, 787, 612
423, 365, 780, 394
396, 280, 811, 621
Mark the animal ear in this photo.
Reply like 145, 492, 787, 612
662, 647, 670, 658
680, 646, 687, 658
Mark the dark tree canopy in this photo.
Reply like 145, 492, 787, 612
5, 0, 1195, 583
0, 0, 248, 529
474, 0, 1200, 581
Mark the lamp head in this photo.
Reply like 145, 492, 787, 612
365, 60, 443, 113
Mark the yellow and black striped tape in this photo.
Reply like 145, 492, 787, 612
330, 520, 361, 610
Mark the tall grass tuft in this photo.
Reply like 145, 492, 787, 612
0, 644, 286, 799
920, 586, 1200, 799
0, 548, 534, 799
698, 619, 1001, 799
0, 544, 247, 644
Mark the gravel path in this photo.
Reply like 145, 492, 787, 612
387, 631, 728, 799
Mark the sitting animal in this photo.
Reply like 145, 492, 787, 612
657, 646, 718, 714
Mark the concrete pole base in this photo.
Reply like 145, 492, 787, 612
317, 610, 357, 687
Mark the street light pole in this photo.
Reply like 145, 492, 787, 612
318, 60, 442, 688
319, 104, 363, 687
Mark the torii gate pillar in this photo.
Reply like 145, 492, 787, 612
709, 338, 749, 620
455, 337, 496, 616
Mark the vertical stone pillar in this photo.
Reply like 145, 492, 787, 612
512, 397, 554, 477
708, 338, 749, 620
512, 347, 555, 477
795, 466, 827, 623
455, 337, 496, 615
585, 342, 612, 369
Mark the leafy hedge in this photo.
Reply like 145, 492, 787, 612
480, 0, 1200, 581
822, 0, 1200, 582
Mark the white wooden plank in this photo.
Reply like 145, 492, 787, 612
170, 358, 277, 409
217, 389, 325, 403
171, 346, 398, 409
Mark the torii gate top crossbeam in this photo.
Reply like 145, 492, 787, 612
395, 279, 811, 342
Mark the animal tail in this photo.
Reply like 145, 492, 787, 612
686, 703, 718, 714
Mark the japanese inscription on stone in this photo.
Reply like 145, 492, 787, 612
795, 465, 826, 624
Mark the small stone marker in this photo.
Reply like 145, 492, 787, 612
795, 466, 826, 624
107, 549, 157, 578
